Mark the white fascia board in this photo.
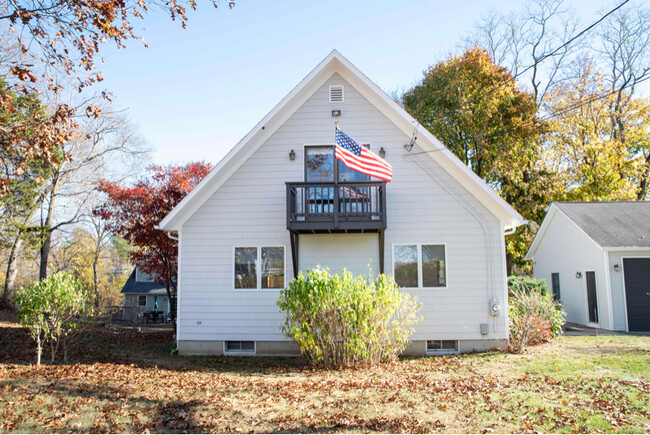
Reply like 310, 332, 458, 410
334, 55, 525, 228
603, 247, 650, 252
158, 50, 341, 231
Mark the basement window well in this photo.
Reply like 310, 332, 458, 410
225, 341, 255, 354
426, 340, 459, 355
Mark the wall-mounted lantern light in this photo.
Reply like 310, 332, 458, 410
613, 264, 620, 272
379, 147, 386, 158
289, 149, 295, 161
576, 271, 582, 279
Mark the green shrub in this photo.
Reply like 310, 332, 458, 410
508, 276, 565, 352
15, 272, 92, 364
277, 268, 421, 367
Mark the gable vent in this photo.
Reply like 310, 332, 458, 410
329, 85, 344, 103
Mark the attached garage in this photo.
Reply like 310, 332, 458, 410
623, 258, 650, 332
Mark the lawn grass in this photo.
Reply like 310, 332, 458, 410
0, 316, 648, 433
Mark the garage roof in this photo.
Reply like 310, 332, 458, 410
554, 201, 650, 248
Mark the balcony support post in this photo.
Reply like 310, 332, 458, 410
289, 230, 299, 278
378, 229, 385, 275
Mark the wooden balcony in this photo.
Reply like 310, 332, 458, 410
286, 181, 387, 233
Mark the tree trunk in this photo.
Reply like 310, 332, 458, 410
637, 154, 650, 200
2, 205, 40, 306
39, 177, 58, 280
36, 332, 42, 366
93, 247, 100, 310
39, 232, 53, 280
2, 235, 23, 307
166, 278, 177, 339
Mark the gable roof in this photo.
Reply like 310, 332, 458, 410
158, 50, 525, 231
120, 269, 167, 295
556, 201, 650, 248
526, 201, 650, 259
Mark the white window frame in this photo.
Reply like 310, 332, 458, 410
392, 243, 448, 289
233, 245, 286, 291
223, 340, 256, 355
138, 295, 147, 306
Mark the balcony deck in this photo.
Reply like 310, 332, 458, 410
286, 181, 387, 233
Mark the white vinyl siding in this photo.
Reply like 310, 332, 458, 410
179, 73, 507, 343
531, 210, 613, 330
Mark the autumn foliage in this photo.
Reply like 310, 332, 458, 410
95, 162, 211, 333
278, 268, 421, 368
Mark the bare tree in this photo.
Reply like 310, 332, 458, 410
464, 0, 581, 107
36, 104, 147, 279
596, 3, 650, 198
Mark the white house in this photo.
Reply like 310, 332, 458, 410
526, 202, 650, 332
158, 50, 526, 356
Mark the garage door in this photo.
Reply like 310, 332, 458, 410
623, 258, 650, 331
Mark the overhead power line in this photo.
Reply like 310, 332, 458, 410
512, 0, 630, 82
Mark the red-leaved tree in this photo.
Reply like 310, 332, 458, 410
95, 162, 211, 336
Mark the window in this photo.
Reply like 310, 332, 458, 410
138, 295, 147, 306
234, 246, 284, 290
393, 244, 446, 288
234, 247, 257, 289
426, 340, 458, 355
304, 145, 372, 183
305, 146, 334, 182
225, 341, 255, 353
551, 273, 561, 301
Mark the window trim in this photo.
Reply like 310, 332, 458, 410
233, 245, 286, 291
138, 295, 147, 307
392, 243, 448, 289
223, 340, 256, 355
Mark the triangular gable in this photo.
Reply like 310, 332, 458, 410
525, 203, 604, 260
158, 50, 525, 231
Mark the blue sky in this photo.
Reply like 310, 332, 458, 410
98, 0, 631, 166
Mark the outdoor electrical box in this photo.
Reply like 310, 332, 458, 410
480, 323, 489, 335
489, 299, 501, 316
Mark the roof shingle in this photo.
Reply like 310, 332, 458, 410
120, 269, 167, 294
555, 201, 650, 248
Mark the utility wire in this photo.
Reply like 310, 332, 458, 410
468, 0, 631, 100
512, 0, 630, 82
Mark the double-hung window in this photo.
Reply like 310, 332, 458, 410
393, 244, 446, 288
138, 295, 147, 306
234, 246, 285, 290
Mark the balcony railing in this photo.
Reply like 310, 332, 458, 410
286, 181, 387, 232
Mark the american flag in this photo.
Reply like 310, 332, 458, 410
335, 128, 393, 182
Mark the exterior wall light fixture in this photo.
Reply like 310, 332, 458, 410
379, 147, 386, 158
613, 264, 620, 272
289, 149, 295, 161
576, 271, 582, 279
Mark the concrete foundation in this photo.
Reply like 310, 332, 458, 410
178, 339, 507, 356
